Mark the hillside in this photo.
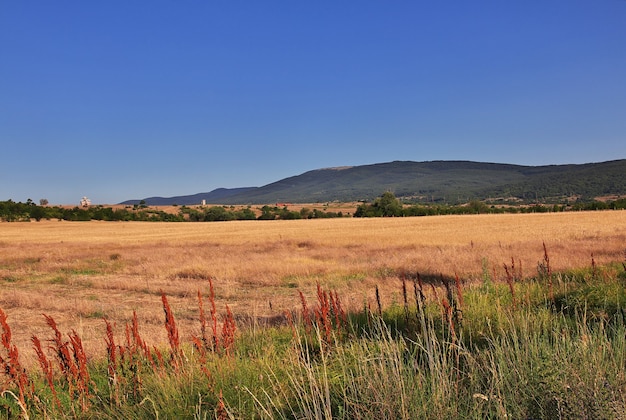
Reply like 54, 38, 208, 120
123, 159, 626, 205
120, 187, 258, 206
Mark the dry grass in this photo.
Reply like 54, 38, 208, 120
1, 211, 625, 366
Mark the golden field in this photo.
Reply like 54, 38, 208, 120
1, 211, 625, 365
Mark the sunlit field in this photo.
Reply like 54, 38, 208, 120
1, 212, 626, 418
1, 211, 625, 365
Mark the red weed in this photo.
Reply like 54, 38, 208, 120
504, 263, 517, 309
33, 335, 60, 408
0, 309, 31, 407
221, 305, 236, 356
161, 292, 181, 366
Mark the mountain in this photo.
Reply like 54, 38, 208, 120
120, 187, 258, 206
122, 159, 626, 205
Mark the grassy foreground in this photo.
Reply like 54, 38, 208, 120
1, 257, 626, 419
1, 213, 626, 418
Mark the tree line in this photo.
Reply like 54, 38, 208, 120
354, 192, 626, 217
2, 193, 625, 222
0, 201, 346, 222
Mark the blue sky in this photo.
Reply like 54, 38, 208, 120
2, 1, 625, 204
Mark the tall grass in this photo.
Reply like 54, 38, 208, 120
1, 256, 626, 418
0, 308, 31, 417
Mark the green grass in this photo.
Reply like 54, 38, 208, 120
1, 265, 626, 418
61, 267, 102, 276
48, 275, 68, 285
1, 275, 20, 283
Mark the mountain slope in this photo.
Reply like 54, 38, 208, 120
218, 161, 526, 204
123, 159, 626, 205
120, 187, 258, 206
480, 159, 626, 201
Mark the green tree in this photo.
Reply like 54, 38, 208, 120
258, 206, 278, 220
374, 191, 403, 217
354, 192, 403, 217
300, 207, 313, 219
277, 207, 301, 220
234, 207, 256, 220
467, 200, 489, 214
204, 206, 234, 221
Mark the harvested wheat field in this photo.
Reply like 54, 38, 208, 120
1, 211, 625, 365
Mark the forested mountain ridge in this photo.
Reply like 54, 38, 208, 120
125, 159, 626, 205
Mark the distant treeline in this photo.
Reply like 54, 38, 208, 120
1, 195, 625, 222
0, 201, 346, 222
0, 201, 184, 222
180, 205, 345, 221
355, 192, 626, 217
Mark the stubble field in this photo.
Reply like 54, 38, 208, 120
1, 211, 625, 366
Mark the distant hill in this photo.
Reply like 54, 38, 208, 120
122, 160, 626, 205
120, 187, 258, 206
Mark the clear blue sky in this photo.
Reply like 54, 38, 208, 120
2, 1, 625, 205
